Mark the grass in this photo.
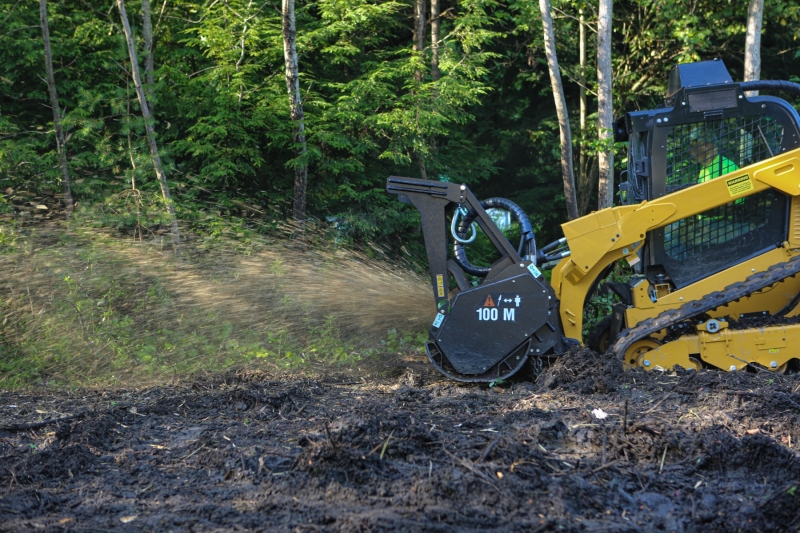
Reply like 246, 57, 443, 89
0, 210, 432, 389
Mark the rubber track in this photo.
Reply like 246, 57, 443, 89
609, 252, 800, 361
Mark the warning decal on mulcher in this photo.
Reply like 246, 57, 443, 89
476, 294, 519, 322
725, 174, 753, 197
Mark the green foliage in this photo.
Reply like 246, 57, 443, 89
2, 0, 799, 251
383, 328, 428, 353
0, 221, 429, 388
582, 263, 634, 339
489, 377, 504, 388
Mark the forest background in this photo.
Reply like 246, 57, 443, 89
3, 0, 799, 246
1, 0, 800, 387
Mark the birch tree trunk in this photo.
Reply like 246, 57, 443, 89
576, 7, 593, 216
538, 0, 578, 220
430, 0, 440, 81
282, 0, 308, 223
579, 9, 586, 135
117, 0, 180, 253
425, 0, 440, 177
744, 0, 764, 97
596, 0, 614, 210
39, 0, 74, 215
142, 0, 155, 113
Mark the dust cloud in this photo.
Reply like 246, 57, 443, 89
0, 225, 434, 386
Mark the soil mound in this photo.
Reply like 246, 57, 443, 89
535, 346, 623, 393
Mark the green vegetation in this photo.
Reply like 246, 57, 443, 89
582, 263, 634, 339
0, 214, 430, 389
1, 0, 800, 386
2, 0, 798, 248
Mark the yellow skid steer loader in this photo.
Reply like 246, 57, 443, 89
387, 59, 800, 382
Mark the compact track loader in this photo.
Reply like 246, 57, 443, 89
387, 59, 800, 382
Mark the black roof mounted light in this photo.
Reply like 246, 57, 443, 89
665, 59, 734, 106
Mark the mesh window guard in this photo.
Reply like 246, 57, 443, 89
663, 191, 775, 262
665, 116, 783, 193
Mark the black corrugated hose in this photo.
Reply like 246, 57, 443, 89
453, 197, 536, 277
739, 80, 800, 96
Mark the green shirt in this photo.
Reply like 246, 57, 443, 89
699, 155, 738, 183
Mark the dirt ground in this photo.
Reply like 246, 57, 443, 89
1, 349, 799, 532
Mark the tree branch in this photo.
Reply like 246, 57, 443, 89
0, 25, 38, 39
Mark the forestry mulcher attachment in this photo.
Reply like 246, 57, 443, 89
387, 59, 800, 382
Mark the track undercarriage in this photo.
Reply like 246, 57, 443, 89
612, 251, 800, 373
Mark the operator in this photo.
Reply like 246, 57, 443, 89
666, 134, 743, 261
681, 134, 745, 260
689, 138, 738, 182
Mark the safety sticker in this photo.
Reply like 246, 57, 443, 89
476, 294, 520, 321
432, 312, 445, 328
769, 348, 779, 354
436, 274, 445, 297
725, 174, 754, 197
527, 263, 542, 278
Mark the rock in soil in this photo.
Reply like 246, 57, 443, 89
1, 349, 799, 532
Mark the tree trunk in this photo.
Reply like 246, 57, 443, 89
428, 0, 441, 179
743, 0, 764, 97
430, 0, 440, 81
117, 0, 180, 253
39, 0, 74, 215
412, 0, 427, 178
596, 0, 614, 210
579, 158, 598, 216
142, 0, 155, 113
538, 0, 578, 220
413, 0, 426, 82
282, 0, 308, 223
576, 7, 593, 215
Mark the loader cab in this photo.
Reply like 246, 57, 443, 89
617, 59, 800, 289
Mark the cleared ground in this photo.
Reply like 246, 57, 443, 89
1, 349, 799, 532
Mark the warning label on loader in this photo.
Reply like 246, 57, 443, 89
725, 174, 754, 197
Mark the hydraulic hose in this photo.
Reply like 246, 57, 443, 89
453, 197, 536, 277
739, 80, 800, 97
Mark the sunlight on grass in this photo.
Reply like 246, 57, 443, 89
0, 214, 432, 389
